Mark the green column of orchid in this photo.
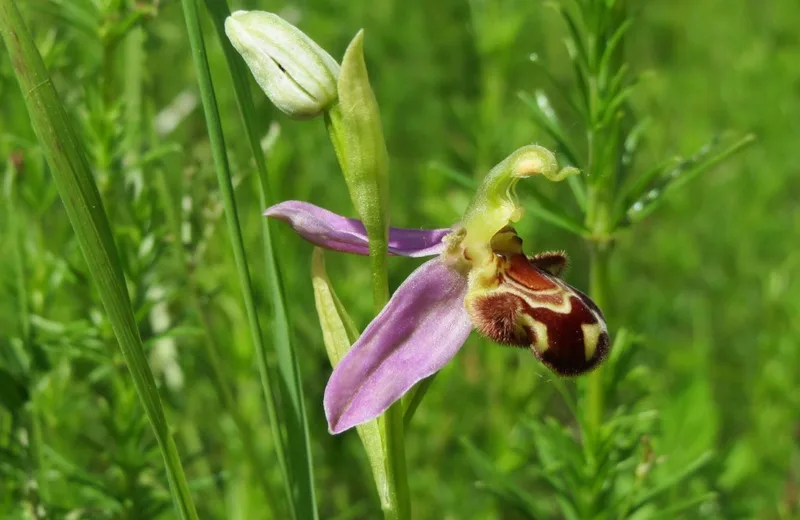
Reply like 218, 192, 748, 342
324, 31, 410, 520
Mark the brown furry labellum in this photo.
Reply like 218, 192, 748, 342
465, 250, 609, 376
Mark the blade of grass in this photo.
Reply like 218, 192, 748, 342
0, 3, 199, 519
200, 2, 318, 518
178, 0, 310, 517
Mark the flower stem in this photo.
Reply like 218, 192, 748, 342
370, 242, 411, 520
325, 45, 409, 519
586, 241, 610, 436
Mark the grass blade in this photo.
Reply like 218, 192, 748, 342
200, 1, 319, 517
179, 0, 309, 517
0, 3, 199, 519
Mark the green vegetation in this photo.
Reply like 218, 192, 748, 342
1, 0, 797, 518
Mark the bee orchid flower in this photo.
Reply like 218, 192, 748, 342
267, 146, 610, 434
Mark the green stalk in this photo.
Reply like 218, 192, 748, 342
199, 3, 318, 518
327, 109, 410, 520
324, 30, 409, 517
0, 3, 199, 519
371, 247, 410, 520
586, 241, 610, 436
178, 0, 300, 516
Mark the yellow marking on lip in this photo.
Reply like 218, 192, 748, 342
498, 286, 573, 314
581, 323, 602, 360
523, 317, 549, 352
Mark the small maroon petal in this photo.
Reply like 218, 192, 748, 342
529, 251, 569, 277
265, 200, 450, 257
503, 254, 559, 291
324, 259, 471, 433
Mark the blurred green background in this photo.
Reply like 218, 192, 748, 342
1, 0, 799, 518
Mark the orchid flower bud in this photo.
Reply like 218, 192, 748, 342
225, 11, 340, 119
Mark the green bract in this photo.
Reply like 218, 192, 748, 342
225, 10, 339, 119
325, 30, 391, 305
310, 248, 389, 510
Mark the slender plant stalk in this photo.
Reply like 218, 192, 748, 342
371, 247, 411, 520
586, 241, 611, 436
122, 15, 275, 511
0, 3, 199, 519
325, 56, 410, 516
178, 0, 306, 517
199, 3, 319, 518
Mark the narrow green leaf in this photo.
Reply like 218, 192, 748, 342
566, 171, 588, 211
427, 161, 477, 190
180, 0, 311, 517
630, 451, 715, 511
522, 184, 589, 236
402, 374, 437, 428
0, 3, 198, 519
557, 3, 590, 71
202, 1, 318, 516
597, 18, 632, 90
0, 368, 28, 415
647, 493, 717, 519
527, 53, 586, 119
460, 439, 545, 519
311, 248, 390, 511
625, 134, 755, 224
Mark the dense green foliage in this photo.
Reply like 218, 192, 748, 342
1, 0, 798, 518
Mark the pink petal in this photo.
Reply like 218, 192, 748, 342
265, 200, 450, 257
324, 259, 471, 433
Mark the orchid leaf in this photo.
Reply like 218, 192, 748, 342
311, 248, 389, 511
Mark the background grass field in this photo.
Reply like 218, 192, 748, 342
1, 0, 799, 518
